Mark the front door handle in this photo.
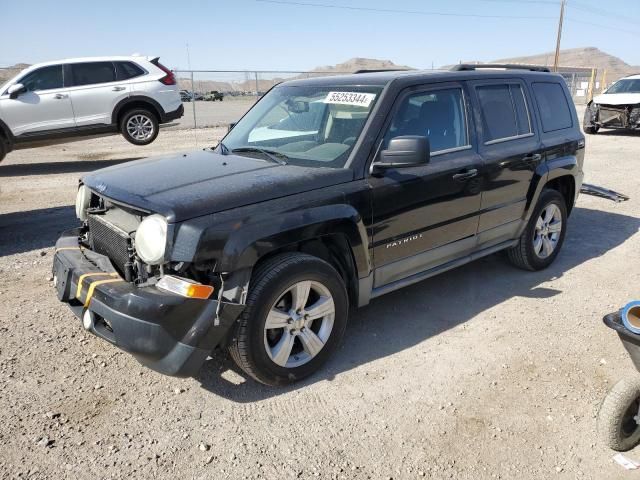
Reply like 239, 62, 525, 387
112, 86, 126, 91
54, 93, 68, 99
523, 153, 542, 162
452, 168, 478, 182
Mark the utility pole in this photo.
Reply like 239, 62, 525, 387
553, 0, 566, 72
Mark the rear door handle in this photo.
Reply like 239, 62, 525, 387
452, 168, 478, 181
112, 86, 126, 91
54, 93, 68, 99
523, 153, 542, 162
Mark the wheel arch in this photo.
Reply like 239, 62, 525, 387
218, 205, 371, 307
112, 96, 165, 125
545, 174, 576, 216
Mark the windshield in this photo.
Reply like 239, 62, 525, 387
605, 79, 640, 94
219, 85, 382, 168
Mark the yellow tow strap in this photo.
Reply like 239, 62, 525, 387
76, 272, 120, 300
83, 278, 124, 308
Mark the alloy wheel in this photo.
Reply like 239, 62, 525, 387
126, 114, 154, 141
533, 203, 563, 259
263, 280, 335, 368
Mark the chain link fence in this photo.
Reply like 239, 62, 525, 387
0, 65, 625, 130
172, 70, 350, 129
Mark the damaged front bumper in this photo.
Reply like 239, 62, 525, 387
584, 102, 640, 130
52, 228, 244, 377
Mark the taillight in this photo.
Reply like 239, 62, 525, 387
152, 59, 176, 85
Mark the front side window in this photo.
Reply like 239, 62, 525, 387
383, 87, 469, 154
605, 79, 640, 94
70, 62, 116, 86
476, 83, 532, 143
532, 82, 572, 132
19, 65, 63, 92
220, 85, 382, 168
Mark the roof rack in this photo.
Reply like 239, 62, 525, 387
450, 64, 551, 73
353, 69, 411, 74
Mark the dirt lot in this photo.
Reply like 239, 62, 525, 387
1, 123, 640, 480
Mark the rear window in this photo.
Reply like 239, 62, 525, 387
532, 82, 573, 132
476, 84, 532, 143
70, 62, 116, 86
115, 61, 145, 81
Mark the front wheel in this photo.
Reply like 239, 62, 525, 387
120, 109, 159, 146
506, 188, 567, 271
228, 253, 348, 386
598, 377, 640, 451
0, 138, 6, 163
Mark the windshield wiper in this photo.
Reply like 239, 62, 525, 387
231, 147, 288, 165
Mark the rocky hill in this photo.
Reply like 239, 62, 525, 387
492, 47, 638, 81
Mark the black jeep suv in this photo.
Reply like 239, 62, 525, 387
53, 65, 584, 385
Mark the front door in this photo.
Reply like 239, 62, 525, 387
0, 64, 75, 136
369, 83, 483, 287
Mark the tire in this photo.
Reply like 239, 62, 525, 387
584, 125, 599, 135
506, 188, 568, 271
0, 138, 6, 163
228, 252, 349, 386
598, 376, 640, 451
120, 108, 159, 146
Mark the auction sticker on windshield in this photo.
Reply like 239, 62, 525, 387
324, 91, 376, 108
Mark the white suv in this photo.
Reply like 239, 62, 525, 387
0, 56, 183, 162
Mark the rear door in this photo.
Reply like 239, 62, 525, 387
0, 64, 75, 136
66, 61, 130, 127
369, 82, 484, 287
468, 79, 543, 248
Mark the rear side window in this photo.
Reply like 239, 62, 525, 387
532, 82, 573, 132
20, 65, 63, 92
115, 61, 145, 81
70, 62, 116, 86
476, 84, 532, 143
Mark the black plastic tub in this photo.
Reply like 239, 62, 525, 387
604, 312, 640, 371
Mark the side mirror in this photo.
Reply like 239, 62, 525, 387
372, 136, 430, 174
8, 83, 26, 99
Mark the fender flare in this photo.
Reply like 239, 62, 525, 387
111, 96, 166, 125
519, 155, 578, 234
219, 204, 371, 279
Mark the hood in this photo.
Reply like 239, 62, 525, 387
592, 92, 640, 106
82, 150, 353, 222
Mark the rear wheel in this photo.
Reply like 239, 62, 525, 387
598, 376, 640, 451
507, 188, 567, 271
120, 108, 159, 146
228, 253, 348, 386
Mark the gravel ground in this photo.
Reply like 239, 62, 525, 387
1, 123, 640, 479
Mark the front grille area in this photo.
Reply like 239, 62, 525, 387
87, 214, 133, 275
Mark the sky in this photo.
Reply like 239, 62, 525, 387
2, 0, 640, 71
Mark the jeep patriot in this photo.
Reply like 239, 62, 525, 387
53, 65, 584, 385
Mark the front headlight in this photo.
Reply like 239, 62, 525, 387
135, 214, 167, 265
75, 185, 91, 221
